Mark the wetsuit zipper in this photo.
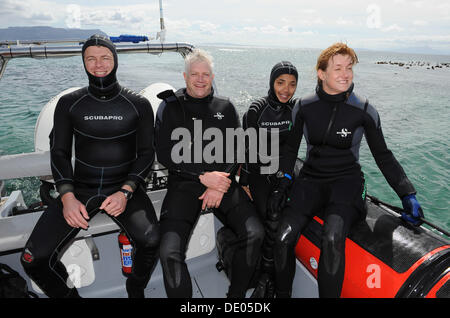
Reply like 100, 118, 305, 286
322, 103, 338, 145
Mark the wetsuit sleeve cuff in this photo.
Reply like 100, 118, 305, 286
56, 183, 75, 197
400, 191, 417, 200
394, 178, 416, 199
170, 169, 202, 182
122, 180, 138, 192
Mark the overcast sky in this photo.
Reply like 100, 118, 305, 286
1, 0, 449, 53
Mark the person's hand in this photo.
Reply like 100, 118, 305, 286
199, 188, 225, 210
267, 178, 291, 221
61, 192, 89, 229
267, 189, 288, 221
100, 188, 130, 217
199, 171, 231, 193
401, 194, 424, 226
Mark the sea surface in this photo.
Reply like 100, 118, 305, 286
0, 44, 449, 233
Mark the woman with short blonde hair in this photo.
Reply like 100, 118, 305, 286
272, 42, 422, 298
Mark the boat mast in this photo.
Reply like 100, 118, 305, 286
156, 0, 166, 43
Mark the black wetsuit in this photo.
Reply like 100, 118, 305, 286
274, 84, 416, 297
240, 95, 295, 296
241, 95, 295, 178
155, 88, 264, 298
239, 61, 298, 298
21, 36, 159, 298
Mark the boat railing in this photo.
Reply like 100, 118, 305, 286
0, 42, 194, 80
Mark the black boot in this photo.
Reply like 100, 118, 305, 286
126, 274, 149, 298
250, 273, 273, 298
65, 288, 82, 298
265, 278, 275, 298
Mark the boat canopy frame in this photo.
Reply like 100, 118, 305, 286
0, 42, 194, 80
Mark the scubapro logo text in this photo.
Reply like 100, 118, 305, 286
84, 115, 123, 121
260, 120, 291, 127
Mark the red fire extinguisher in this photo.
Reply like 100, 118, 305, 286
118, 231, 133, 276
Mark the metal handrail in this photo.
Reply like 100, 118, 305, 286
0, 42, 194, 80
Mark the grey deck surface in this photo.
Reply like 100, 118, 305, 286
1, 229, 318, 298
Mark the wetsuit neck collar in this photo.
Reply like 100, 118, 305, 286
88, 79, 121, 100
183, 87, 215, 103
267, 89, 295, 110
316, 83, 354, 103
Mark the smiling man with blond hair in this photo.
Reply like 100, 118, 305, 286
155, 48, 264, 298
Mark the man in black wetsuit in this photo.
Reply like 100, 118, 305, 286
239, 61, 298, 297
155, 48, 264, 298
20, 35, 159, 298
271, 43, 423, 297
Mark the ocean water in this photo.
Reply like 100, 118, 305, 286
0, 45, 449, 233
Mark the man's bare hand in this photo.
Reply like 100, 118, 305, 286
61, 192, 89, 229
199, 188, 225, 210
100, 191, 128, 218
199, 171, 231, 193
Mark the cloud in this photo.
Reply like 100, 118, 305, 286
413, 20, 428, 26
0, 0, 26, 15
300, 9, 318, 14
240, 24, 297, 35
243, 26, 258, 33
30, 13, 53, 22
0, 0, 57, 24
382, 24, 404, 32
299, 17, 324, 26
437, 3, 450, 9
282, 26, 294, 33
300, 31, 316, 36
412, 1, 425, 8
193, 21, 220, 32
0, 0, 448, 53
336, 17, 355, 26
260, 25, 277, 34
0, 0, 160, 35
79, 5, 157, 29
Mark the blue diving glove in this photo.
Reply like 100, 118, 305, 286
401, 194, 424, 226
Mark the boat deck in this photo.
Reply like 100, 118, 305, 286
0, 224, 318, 298
0, 188, 318, 298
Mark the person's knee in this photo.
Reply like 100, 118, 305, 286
273, 219, 298, 270
135, 223, 160, 250
159, 231, 184, 264
322, 214, 345, 250
274, 220, 297, 249
245, 216, 264, 245
234, 216, 264, 267
321, 214, 345, 275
